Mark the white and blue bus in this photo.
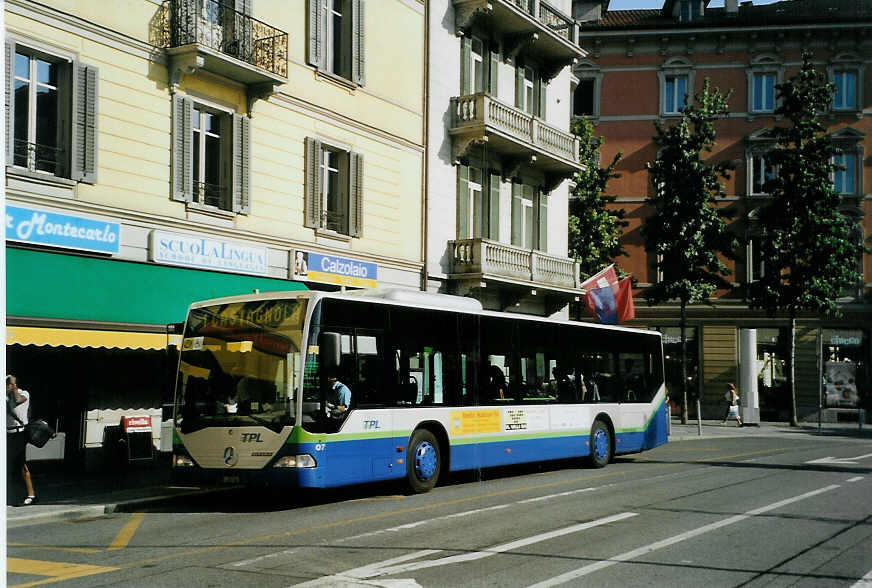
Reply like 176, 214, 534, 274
171, 289, 667, 493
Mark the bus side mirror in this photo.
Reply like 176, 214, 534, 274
320, 332, 341, 370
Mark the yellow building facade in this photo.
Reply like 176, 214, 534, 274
4, 0, 424, 465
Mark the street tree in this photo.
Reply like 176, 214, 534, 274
568, 116, 628, 278
747, 53, 866, 427
643, 79, 737, 424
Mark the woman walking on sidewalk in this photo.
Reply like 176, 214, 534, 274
722, 382, 743, 427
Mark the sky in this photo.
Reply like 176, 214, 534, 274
607, 0, 780, 8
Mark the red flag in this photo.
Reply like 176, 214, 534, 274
580, 265, 635, 324
616, 277, 636, 323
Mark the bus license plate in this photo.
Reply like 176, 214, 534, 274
222, 475, 240, 484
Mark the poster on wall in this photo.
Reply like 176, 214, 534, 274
824, 361, 859, 408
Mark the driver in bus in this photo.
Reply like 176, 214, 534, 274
326, 373, 351, 419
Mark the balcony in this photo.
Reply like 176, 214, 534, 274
160, 0, 287, 94
449, 239, 583, 310
453, 0, 583, 74
450, 93, 581, 177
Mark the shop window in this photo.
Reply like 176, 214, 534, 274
756, 328, 789, 421
304, 137, 364, 237
306, 0, 365, 86
656, 327, 698, 414
7, 40, 98, 184
822, 329, 867, 409
172, 96, 250, 214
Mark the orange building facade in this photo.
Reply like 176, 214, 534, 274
573, 0, 871, 423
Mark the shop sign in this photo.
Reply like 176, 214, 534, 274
292, 249, 377, 288
823, 330, 863, 347
5, 204, 120, 254
149, 230, 268, 275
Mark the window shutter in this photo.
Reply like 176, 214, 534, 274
488, 43, 499, 94
172, 95, 194, 202
537, 190, 548, 251
232, 114, 251, 214
515, 62, 524, 108
5, 41, 14, 165
352, 0, 366, 86
234, 0, 253, 14
304, 137, 322, 228
460, 36, 471, 95
457, 164, 469, 239
307, 0, 322, 68
72, 62, 99, 184
537, 77, 547, 119
349, 151, 364, 237
511, 183, 522, 246
487, 172, 500, 240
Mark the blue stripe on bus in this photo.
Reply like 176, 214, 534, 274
177, 401, 670, 489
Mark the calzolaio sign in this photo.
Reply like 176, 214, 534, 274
150, 230, 268, 275
292, 249, 377, 288
5, 204, 121, 254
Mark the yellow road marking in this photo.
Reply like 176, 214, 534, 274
7, 444, 801, 580
107, 513, 145, 551
7, 544, 102, 554
7, 558, 119, 588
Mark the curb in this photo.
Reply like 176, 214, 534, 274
7, 486, 223, 529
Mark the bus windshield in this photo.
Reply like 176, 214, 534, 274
175, 298, 308, 434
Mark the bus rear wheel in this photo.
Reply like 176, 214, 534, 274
588, 419, 612, 468
406, 429, 441, 493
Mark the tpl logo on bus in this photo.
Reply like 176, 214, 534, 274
240, 433, 264, 443
363, 419, 381, 430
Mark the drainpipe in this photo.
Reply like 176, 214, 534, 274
420, 0, 430, 293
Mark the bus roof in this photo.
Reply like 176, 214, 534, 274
185, 288, 660, 339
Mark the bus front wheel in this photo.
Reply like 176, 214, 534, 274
406, 429, 441, 493
588, 420, 612, 468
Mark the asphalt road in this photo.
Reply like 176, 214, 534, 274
7, 435, 872, 588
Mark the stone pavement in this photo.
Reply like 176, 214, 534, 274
6, 420, 871, 528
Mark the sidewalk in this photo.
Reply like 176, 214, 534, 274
668, 418, 872, 442
6, 457, 211, 529
7, 421, 871, 528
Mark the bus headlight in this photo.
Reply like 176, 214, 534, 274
173, 454, 195, 468
274, 454, 317, 468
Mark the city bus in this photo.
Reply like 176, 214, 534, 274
171, 288, 667, 493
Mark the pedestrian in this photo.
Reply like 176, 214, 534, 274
6, 375, 38, 505
721, 382, 742, 427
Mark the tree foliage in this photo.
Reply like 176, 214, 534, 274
643, 79, 736, 306
746, 52, 866, 427
642, 79, 737, 424
748, 53, 865, 318
568, 116, 628, 277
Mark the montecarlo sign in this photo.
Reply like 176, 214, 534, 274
5, 204, 120, 254
149, 230, 268, 275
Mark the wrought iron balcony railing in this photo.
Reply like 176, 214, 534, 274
194, 181, 225, 208
13, 140, 64, 175
450, 238, 579, 289
163, 0, 287, 78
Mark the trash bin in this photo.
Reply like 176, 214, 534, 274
103, 416, 153, 467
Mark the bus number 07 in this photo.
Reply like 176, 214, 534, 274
314, 443, 326, 451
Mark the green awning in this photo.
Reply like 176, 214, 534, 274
7, 247, 306, 326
